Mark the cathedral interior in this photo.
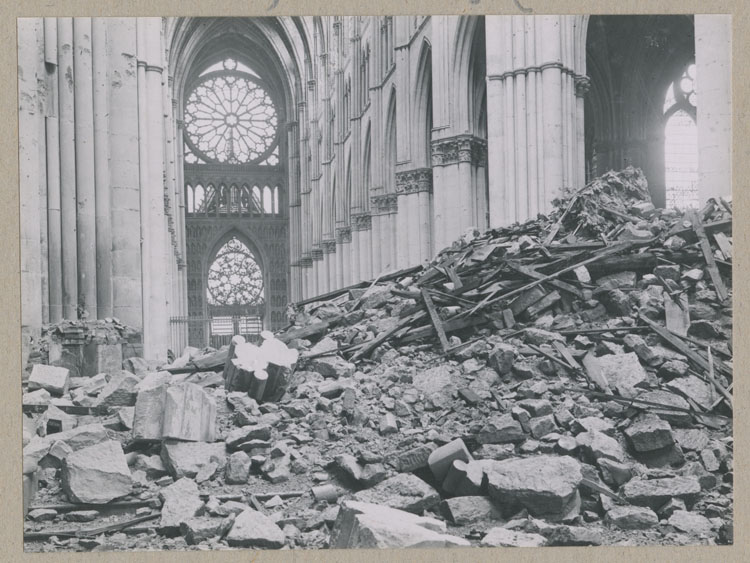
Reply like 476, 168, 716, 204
18, 15, 731, 364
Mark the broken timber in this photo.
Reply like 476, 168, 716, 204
690, 210, 729, 302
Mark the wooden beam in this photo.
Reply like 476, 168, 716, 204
421, 289, 450, 353
690, 210, 728, 302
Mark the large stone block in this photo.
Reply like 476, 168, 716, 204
397, 442, 437, 473
427, 438, 472, 483
132, 385, 167, 441
485, 455, 583, 519
596, 353, 648, 398
330, 500, 470, 549
620, 476, 701, 509
161, 440, 227, 479
624, 414, 675, 452
94, 371, 140, 407
226, 508, 286, 548
352, 473, 440, 514
162, 383, 217, 442
476, 413, 525, 444
439, 496, 502, 525
61, 440, 132, 503
159, 477, 204, 533
28, 364, 70, 396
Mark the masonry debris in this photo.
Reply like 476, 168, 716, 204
23, 167, 732, 551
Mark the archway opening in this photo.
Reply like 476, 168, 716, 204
664, 63, 698, 209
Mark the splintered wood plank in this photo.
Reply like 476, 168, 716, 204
713, 232, 732, 260
552, 341, 582, 370
526, 290, 562, 318
445, 266, 464, 290
505, 260, 585, 298
421, 288, 450, 353
690, 211, 729, 302
664, 291, 690, 337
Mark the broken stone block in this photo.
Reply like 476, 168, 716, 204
658, 360, 689, 379
439, 496, 501, 525
596, 352, 648, 398
544, 524, 603, 546
28, 508, 57, 521
623, 334, 663, 367
605, 505, 659, 529
570, 416, 615, 436
657, 498, 687, 519
63, 510, 99, 522
480, 527, 546, 547
226, 424, 272, 449
180, 516, 231, 545
427, 438, 473, 483
485, 455, 583, 519
673, 428, 710, 452
225, 451, 252, 484
396, 442, 437, 472
117, 407, 135, 430
666, 375, 716, 411
335, 453, 364, 481
133, 454, 167, 479
473, 444, 516, 461
413, 365, 454, 396
476, 414, 525, 444
517, 398, 553, 417
597, 458, 632, 487
28, 364, 70, 396
360, 463, 388, 487
329, 500, 469, 549
668, 510, 713, 535
353, 473, 440, 514
380, 413, 398, 435
309, 355, 355, 379
161, 440, 227, 479
226, 508, 286, 548
600, 289, 632, 316
639, 390, 692, 426
488, 343, 515, 375
23, 389, 52, 406
700, 449, 721, 472
159, 477, 204, 533
43, 404, 77, 433
61, 440, 132, 503
529, 414, 558, 439
94, 371, 140, 407
624, 413, 675, 452
575, 431, 626, 463
620, 476, 701, 509
132, 385, 167, 441
162, 383, 217, 442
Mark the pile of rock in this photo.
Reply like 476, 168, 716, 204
22, 167, 733, 552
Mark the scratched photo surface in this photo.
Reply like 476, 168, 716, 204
18, 15, 732, 552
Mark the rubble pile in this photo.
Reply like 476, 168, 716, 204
22, 167, 733, 552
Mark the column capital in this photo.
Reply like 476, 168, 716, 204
395, 167, 433, 194
371, 193, 399, 213
431, 135, 487, 167
351, 211, 372, 231
335, 225, 352, 243
574, 75, 591, 98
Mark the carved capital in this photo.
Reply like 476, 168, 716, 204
431, 135, 487, 167
575, 75, 591, 98
395, 167, 433, 195
299, 254, 313, 268
311, 247, 324, 261
322, 239, 337, 254
371, 193, 399, 213
351, 212, 372, 231
335, 225, 352, 244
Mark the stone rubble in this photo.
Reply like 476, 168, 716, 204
22, 168, 732, 552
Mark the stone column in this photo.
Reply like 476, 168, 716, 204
108, 18, 143, 330
18, 18, 45, 354
93, 18, 113, 318
73, 18, 98, 318
57, 18, 79, 320
396, 169, 433, 266
695, 15, 732, 202
336, 226, 352, 287
137, 17, 169, 362
44, 18, 63, 323
485, 15, 587, 227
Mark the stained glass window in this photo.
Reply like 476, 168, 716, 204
184, 59, 279, 164
206, 237, 264, 306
